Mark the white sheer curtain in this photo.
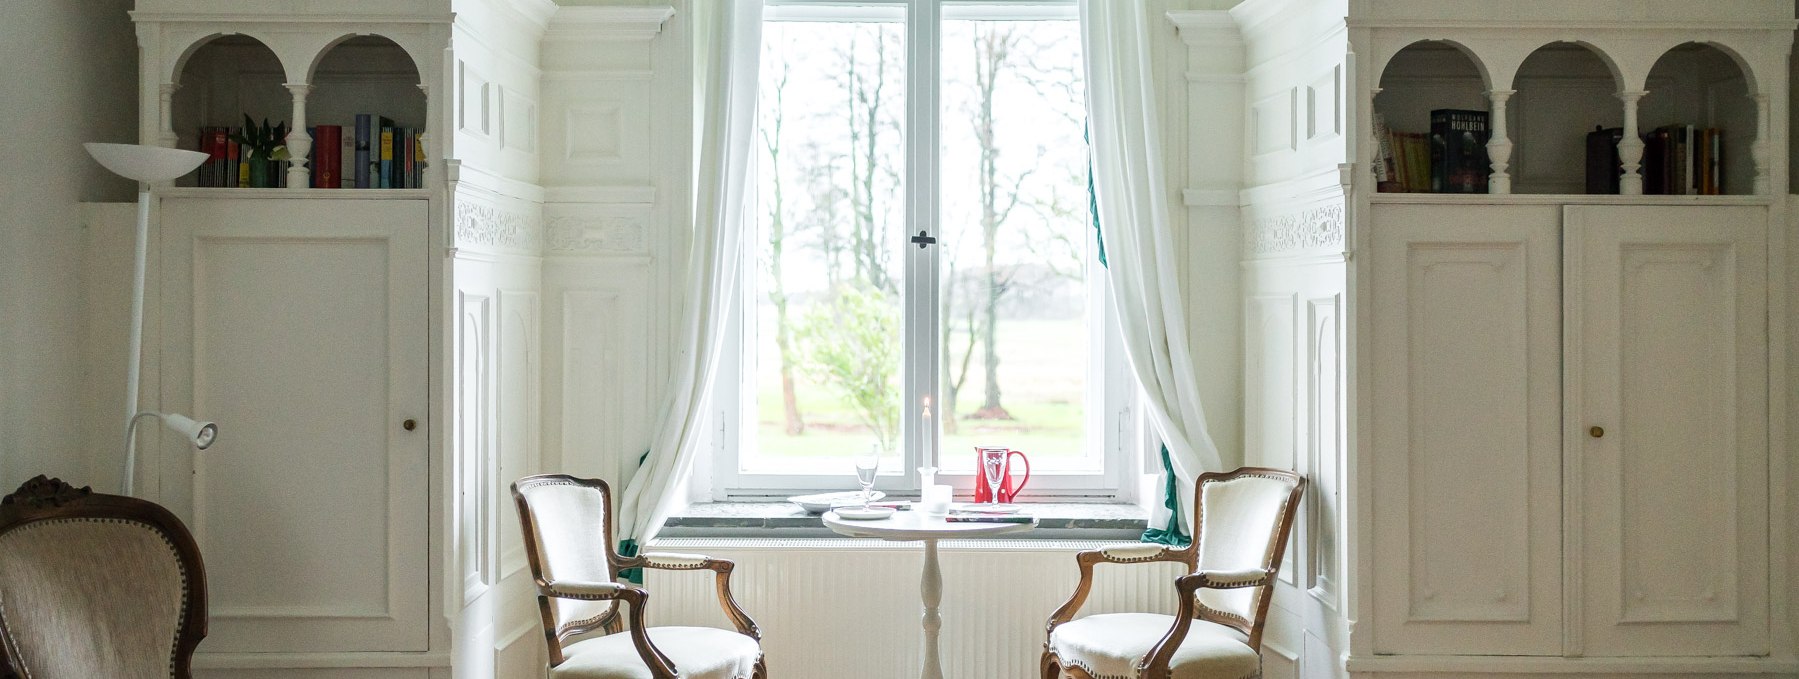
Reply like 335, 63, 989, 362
1080, 0, 1223, 539
617, 0, 763, 548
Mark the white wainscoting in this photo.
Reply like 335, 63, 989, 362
643, 539, 1200, 679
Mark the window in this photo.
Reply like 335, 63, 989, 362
714, 0, 1132, 498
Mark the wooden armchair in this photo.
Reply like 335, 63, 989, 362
511, 474, 766, 679
1042, 467, 1304, 679
0, 476, 208, 679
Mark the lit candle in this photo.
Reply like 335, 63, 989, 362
921, 397, 933, 466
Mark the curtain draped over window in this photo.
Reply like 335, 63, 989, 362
616, 0, 765, 557
1079, 0, 1223, 543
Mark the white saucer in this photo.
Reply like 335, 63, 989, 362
952, 503, 1022, 514
832, 506, 895, 520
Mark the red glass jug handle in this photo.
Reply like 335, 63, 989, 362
1007, 450, 1030, 497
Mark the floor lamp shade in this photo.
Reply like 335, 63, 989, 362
83, 143, 208, 182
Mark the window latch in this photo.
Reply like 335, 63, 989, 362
911, 230, 937, 249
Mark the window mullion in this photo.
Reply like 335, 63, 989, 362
902, 0, 941, 482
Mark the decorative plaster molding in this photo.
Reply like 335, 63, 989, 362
455, 199, 543, 252
545, 6, 675, 41
1246, 203, 1344, 257
547, 215, 647, 255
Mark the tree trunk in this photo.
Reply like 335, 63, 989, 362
763, 63, 805, 436
972, 29, 1012, 420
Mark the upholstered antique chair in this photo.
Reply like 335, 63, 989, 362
1042, 467, 1304, 679
0, 476, 208, 679
512, 474, 766, 679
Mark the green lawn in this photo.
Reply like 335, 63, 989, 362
751, 317, 1089, 460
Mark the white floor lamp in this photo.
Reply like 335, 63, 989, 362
84, 143, 217, 497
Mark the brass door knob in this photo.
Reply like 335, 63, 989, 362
1589, 426, 1604, 438
403, 419, 417, 431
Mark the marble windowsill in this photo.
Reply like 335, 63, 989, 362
661, 501, 1150, 540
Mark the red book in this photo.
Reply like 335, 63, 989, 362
209, 127, 229, 187
311, 125, 342, 188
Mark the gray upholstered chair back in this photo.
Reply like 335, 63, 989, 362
0, 477, 207, 679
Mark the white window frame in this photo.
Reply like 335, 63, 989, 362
710, 0, 1135, 501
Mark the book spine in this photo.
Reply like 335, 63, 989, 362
227, 137, 242, 188
354, 114, 372, 189
379, 125, 394, 189
403, 130, 416, 189
414, 132, 426, 189
1712, 129, 1724, 195
1430, 111, 1448, 193
313, 125, 342, 189
211, 128, 229, 188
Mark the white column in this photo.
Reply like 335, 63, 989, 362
1485, 89, 1514, 194
920, 538, 943, 679
1616, 90, 1647, 195
285, 83, 313, 189
1751, 92, 1771, 195
158, 83, 179, 149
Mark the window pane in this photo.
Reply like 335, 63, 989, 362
747, 18, 908, 473
938, 15, 1093, 472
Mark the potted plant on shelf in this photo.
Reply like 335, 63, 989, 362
230, 115, 289, 188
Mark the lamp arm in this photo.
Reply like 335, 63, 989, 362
121, 411, 160, 496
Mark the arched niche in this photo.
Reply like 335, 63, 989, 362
306, 35, 428, 188
171, 35, 291, 187
1638, 42, 1754, 195
1374, 40, 1488, 192
1510, 42, 1623, 194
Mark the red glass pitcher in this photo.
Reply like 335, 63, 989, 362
974, 446, 1031, 503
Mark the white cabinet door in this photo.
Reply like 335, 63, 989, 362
1565, 205, 1768, 657
156, 198, 430, 653
1370, 204, 1565, 655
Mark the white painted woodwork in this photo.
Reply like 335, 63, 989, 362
1368, 204, 1564, 655
1565, 205, 1769, 657
155, 197, 430, 654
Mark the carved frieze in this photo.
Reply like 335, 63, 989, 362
546, 214, 648, 255
1247, 203, 1344, 257
454, 199, 543, 253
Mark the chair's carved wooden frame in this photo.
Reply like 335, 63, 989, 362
0, 476, 209, 679
512, 474, 766, 679
1041, 467, 1305, 679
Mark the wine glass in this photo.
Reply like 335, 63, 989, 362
854, 443, 881, 509
980, 446, 1008, 506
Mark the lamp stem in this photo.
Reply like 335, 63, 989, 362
123, 186, 151, 496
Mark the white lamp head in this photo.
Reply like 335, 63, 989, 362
84, 143, 208, 183
159, 412, 219, 450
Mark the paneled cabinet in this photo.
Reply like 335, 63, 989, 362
1369, 203, 1770, 658
148, 197, 432, 655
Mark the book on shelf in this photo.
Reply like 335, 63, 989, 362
353, 114, 372, 189
1372, 112, 1395, 186
1642, 124, 1723, 195
1429, 109, 1490, 193
311, 125, 343, 188
413, 132, 426, 189
1585, 125, 1623, 194
377, 118, 395, 189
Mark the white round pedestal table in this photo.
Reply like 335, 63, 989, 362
823, 510, 1037, 679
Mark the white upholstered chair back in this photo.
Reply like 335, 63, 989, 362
1192, 469, 1303, 632
0, 477, 206, 679
513, 476, 619, 634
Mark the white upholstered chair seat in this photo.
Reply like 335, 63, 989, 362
1048, 613, 1259, 679
552, 626, 761, 679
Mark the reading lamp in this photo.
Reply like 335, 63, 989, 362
84, 143, 214, 496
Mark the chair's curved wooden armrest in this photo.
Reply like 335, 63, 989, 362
543, 579, 634, 601
614, 552, 762, 640
1045, 544, 1197, 637
1184, 568, 1272, 589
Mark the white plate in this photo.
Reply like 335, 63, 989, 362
788, 491, 885, 514
952, 503, 1022, 514
832, 506, 895, 520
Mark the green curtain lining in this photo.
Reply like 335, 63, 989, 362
617, 449, 652, 584
1087, 123, 1186, 548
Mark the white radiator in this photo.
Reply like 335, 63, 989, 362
644, 538, 1187, 679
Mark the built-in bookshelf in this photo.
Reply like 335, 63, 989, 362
1372, 39, 1758, 196
168, 33, 429, 189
